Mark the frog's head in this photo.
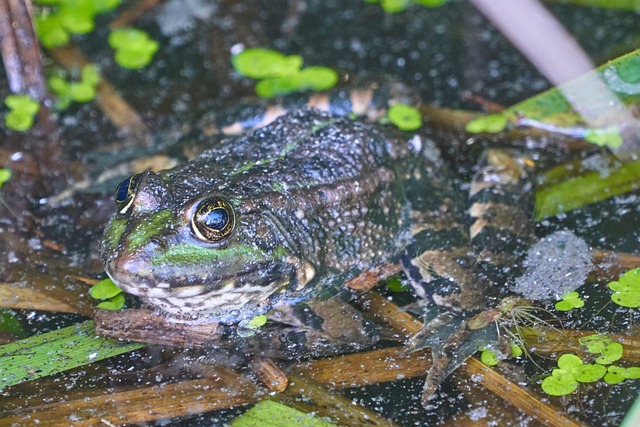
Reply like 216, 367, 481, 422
100, 171, 315, 322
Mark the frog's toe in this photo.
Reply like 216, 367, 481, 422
408, 313, 499, 408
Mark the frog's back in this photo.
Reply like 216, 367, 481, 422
165, 109, 411, 201
162, 109, 428, 275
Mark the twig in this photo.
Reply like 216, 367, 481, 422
48, 46, 152, 144
0, 0, 47, 98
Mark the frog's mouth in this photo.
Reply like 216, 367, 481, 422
104, 254, 317, 322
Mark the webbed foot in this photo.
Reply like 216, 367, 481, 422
406, 310, 499, 406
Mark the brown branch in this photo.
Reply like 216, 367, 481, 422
94, 308, 224, 346
0, 370, 262, 427
0, 0, 47, 98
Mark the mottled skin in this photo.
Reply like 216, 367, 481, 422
102, 109, 453, 321
101, 106, 534, 404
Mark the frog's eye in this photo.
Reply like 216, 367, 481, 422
191, 197, 236, 242
115, 174, 141, 215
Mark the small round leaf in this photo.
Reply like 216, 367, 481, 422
465, 114, 507, 134
480, 349, 500, 366
387, 104, 423, 131
5, 111, 35, 131
595, 342, 623, 365
97, 293, 125, 311
541, 374, 578, 396
573, 364, 606, 383
246, 314, 268, 329
557, 353, 583, 370
624, 367, 640, 379
604, 366, 626, 384
90, 278, 123, 300
0, 169, 12, 188
232, 48, 301, 79
296, 66, 339, 91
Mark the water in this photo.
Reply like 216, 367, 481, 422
0, 1, 639, 426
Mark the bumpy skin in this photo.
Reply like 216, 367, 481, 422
101, 109, 456, 322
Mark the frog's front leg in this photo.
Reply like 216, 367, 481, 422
241, 296, 382, 359
401, 148, 534, 406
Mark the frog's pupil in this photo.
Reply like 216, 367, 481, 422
191, 197, 236, 242
202, 207, 228, 231
116, 176, 132, 203
115, 174, 141, 215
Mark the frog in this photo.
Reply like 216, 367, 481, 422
100, 87, 534, 406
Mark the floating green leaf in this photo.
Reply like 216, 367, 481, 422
57, 3, 95, 34
386, 276, 409, 292
90, 278, 124, 311
34, 0, 122, 48
625, 367, 640, 380
380, 0, 412, 13
365, 0, 447, 13
4, 95, 40, 131
510, 343, 523, 358
296, 66, 339, 91
90, 278, 122, 300
480, 349, 500, 366
609, 268, 640, 308
246, 314, 268, 329
541, 371, 578, 396
233, 48, 302, 79
465, 113, 508, 134
34, 14, 70, 48
4, 111, 34, 132
554, 291, 585, 311
573, 363, 607, 383
81, 64, 101, 86
231, 48, 338, 98
5, 95, 40, 114
595, 342, 623, 365
237, 314, 269, 337
0, 169, 11, 188
255, 77, 299, 98
48, 65, 100, 109
604, 365, 627, 385
541, 353, 606, 396
231, 400, 337, 427
69, 82, 96, 102
254, 67, 337, 98
97, 292, 125, 310
557, 353, 582, 370
580, 334, 612, 354
387, 104, 423, 131
109, 28, 159, 69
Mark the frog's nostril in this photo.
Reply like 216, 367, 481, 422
150, 237, 166, 249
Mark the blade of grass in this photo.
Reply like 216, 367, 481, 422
535, 158, 640, 219
0, 320, 143, 391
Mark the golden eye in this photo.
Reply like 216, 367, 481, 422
191, 197, 236, 242
115, 174, 141, 215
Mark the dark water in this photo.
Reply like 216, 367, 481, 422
1, 1, 639, 426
